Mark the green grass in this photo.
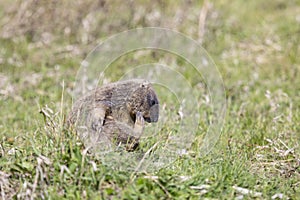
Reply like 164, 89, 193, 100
1, 0, 300, 199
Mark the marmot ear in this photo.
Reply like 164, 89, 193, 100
140, 81, 150, 88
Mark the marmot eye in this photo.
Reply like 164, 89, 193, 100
147, 93, 158, 107
150, 99, 156, 106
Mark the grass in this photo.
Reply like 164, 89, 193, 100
0, 0, 300, 199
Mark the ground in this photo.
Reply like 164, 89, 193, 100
0, 0, 299, 199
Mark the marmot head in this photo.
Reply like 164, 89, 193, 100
127, 81, 159, 123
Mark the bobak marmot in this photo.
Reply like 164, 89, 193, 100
68, 79, 159, 151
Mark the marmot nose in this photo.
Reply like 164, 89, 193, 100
149, 104, 159, 122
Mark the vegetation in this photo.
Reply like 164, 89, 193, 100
0, 0, 299, 199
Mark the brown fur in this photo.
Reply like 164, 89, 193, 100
67, 79, 159, 150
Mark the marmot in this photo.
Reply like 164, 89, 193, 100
68, 79, 159, 151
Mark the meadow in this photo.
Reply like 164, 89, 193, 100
0, 0, 299, 199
